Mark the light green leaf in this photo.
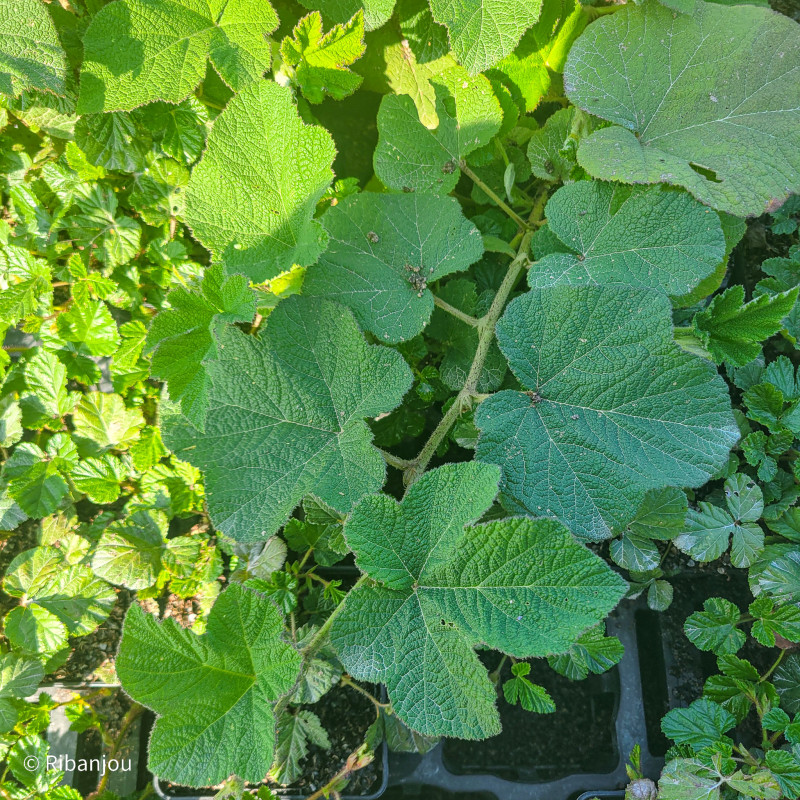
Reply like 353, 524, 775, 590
765, 750, 800, 799
331, 462, 627, 738
475, 285, 738, 540
684, 597, 744, 655
502, 663, 555, 713
0, 247, 51, 324
270, 710, 330, 785
0, 652, 43, 701
184, 81, 335, 282
526, 107, 576, 183
71, 392, 144, 456
74, 112, 151, 172
428, 0, 542, 74
0, 487, 27, 532
135, 97, 208, 164
4, 443, 69, 518
693, 286, 799, 367
20, 349, 76, 428
146, 264, 256, 428
547, 623, 624, 680
0, 0, 67, 97
130, 425, 167, 472
758, 549, 800, 603
658, 758, 722, 800
71, 455, 127, 504
56, 299, 120, 357
78, 0, 278, 112
374, 67, 502, 194
303, 193, 483, 343
565, 1, 800, 217
0, 395, 22, 448
749, 596, 800, 646
662, 698, 735, 751
281, 11, 365, 104
163, 295, 412, 542
648, 579, 673, 611
117, 583, 300, 786
730, 524, 764, 569
3, 605, 67, 655
92, 509, 167, 590
675, 502, 735, 563
298, 0, 395, 31
527, 182, 725, 296
609, 532, 661, 572
129, 157, 190, 226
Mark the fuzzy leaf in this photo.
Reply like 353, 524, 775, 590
72, 392, 144, 455
428, 0, 542, 74
475, 285, 738, 540
693, 286, 799, 367
774, 653, 800, 715
78, 0, 278, 112
331, 462, 627, 738
271, 710, 330, 785
146, 264, 256, 428
184, 81, 335, 282
374, 67, 502, 194
684, 597, 744, 655
0, 0, 67, 97
546, 623, 624, 680
662, 698, 735, 751
304, 193, 483, 343
502, 663, 555, 713
564, 1, 800, 217
163, 295, 412, 542
281, 11, 365, 103
527, 182, 725, 296
117, 583, 300, 786
298, 0, 395, 31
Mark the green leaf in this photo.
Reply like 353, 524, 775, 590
566, 1, 800, 217
758, 549, 800, 603
527, 182, 725, 297
56, 299, 120, 357
749, 596, 800, 647
625, 487, 688, 541
662, 698, 735, 751
526, 107, 577, 183
0, 247, 51, 324
71, 455, 127, 504
684, 597, 744, 655
547, 623, 624, 680
693, 286, 799, 367
428, 0, 542, 74
475, 285, 738, 541
281, 11, 365, 104
92, 509, 168, 590
117, 583, 300, 786
331, 462, 626, 738
775, 653, 800, 715
146, 264, 256, 428
72, 392, 144, 455
21, 349, 76, 429
374, 66, 502, 194
136, 98, 208, 164
74, 112, 151, 173
130, 425, 167, 472
129, 157, 190, 226
0, 651, 43, 699
304, 193, 483, 343
396, 0, 449, 63
270, 710, 330, 785
3, 604, 68, 654
657, 758, 722, 800
4, 443, 69, 517
0, 394, 22, 448
610, 532, 661, 572
724, 473, 763, 522
502, 663, 555, 713
0, 0, 67, 97
765, 750, 800, 799
648, 579, 673, 612
184, 81, 335, 282
675, 502, 735, 563
78, 0, 278, 112
163, 295, 412, 542
4, 546, 115, 637
298, 0, 395, 31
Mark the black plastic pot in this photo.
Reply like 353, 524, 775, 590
576, 792, 625, 800
385, 600, 664, 800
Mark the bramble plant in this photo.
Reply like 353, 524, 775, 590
0, 0, 799, 798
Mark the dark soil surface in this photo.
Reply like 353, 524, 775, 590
383, 789, 498, 800
442, 654, 619, 782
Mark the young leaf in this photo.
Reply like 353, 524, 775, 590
298, 0, 395, 30
475, 285, 738, 541
626, 487, 688, 541
72, 392, 145, 455
675, 502, 735, 563
270, 710, 330, 785
4, 443, 70, 518
693, 286, 798, 367
56, 299, 121, 357
163, 295, 412, 542
78, 0, 278, 112
146, 264, 256, 428
502, 663, 555, 714
303, 193, 483, 343
374, 67, 502, 194
3, 605, 67, 654
564, 1, 800, 216
661, 698, 736, 751
184, 81, 335, 282
428, 0, 542, 74
71, 455, 127, 504
547, 623, 624, 680
749, 596, 800, 647
657, 758, 723, 800
330, 462, 627, 738
0, 0, 67, 97
117, 584, 300, 786
684, 597, 744, 655
74, 112, 151, 173
281, 11, 365, 104
0, 653, 44, 732
527, 182, 725, 296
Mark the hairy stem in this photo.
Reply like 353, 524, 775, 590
404, 190, 547, 486
432, 293, 479, 327
340, 675, 390, 711
460, 161, 531, 232
300, 575, 367, 659
379, 448, 415, 470
95, 703, 144, 794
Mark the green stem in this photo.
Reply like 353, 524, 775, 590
379, 448, 415, 470
761, 649, 785, 682
432, 293, 480, 327
301, 575, 368, 659
340, 675, 391, 710
460, 161, 531, 232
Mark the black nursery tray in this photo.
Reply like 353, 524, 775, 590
385, 600, 665, 800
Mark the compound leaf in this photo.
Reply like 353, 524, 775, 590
184, 81, 335, 282
564, 1, 800, 217
0, 0, 67, 97
146, 264, 256, 429
475, 285, 738, 540
428, 0, 542, 74
330, 462, 626, 738
78, 0, 278, 112
117, 583, 300, 786
527, 182, 725, 296
163, 295, 412, 542
303, 193, 483, 343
